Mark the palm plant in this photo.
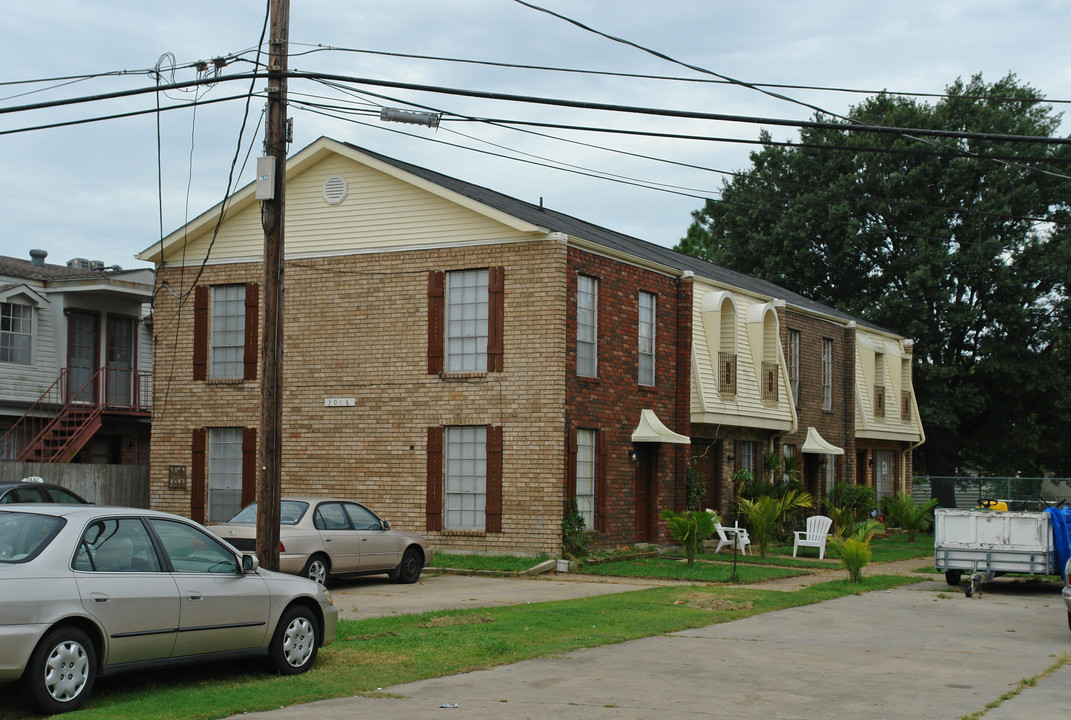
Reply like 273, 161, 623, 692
735, 489, 814, 558
884, 491, 939, 541
830, 519, 884, 582
660, 509, 716, 567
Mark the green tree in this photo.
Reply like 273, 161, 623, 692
679, 74, 1071, 476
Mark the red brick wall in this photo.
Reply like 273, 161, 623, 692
564, 248, 690, 547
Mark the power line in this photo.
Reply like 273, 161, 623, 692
286, 43, 1071, 106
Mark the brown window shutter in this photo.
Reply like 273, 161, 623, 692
596, 429, 609, 530
734, 441, 742, 473
427, 271, 444, 374
485, 425, 503, 532
426, 426, 443, 531
488, 266, 504, 372
191, 428, 207, 523
193, 286, 209, 381
244, 283, 259, 381
242, 427, 257, 507
565, 425, 578, 509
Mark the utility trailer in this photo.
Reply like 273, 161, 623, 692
934, 508, 1058, 597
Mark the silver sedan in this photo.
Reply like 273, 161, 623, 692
213, 497, 431, 586
0, 504, 337, 715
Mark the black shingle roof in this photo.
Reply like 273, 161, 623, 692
0, 255, 125, 283
344, 141, 887, 333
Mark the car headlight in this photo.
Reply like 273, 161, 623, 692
323, 588, 333, 605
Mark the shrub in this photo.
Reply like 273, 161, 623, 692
562, 498, 594, 559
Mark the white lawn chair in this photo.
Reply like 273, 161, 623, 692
793, 514, 833, 559
714, 522, 751, 555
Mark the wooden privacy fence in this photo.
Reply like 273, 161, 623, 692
0, 461, 149, 508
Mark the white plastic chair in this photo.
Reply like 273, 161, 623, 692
793, 515, 833, 559
714, 522, 751, 555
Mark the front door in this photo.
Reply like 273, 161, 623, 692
696, 440, 722, 514
634, 444, 658, 543
67, 312, 98, 403
106, 316, 135, 406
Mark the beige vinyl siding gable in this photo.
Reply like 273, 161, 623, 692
854, 328, 924, 442
690, 282, 794, 430
158, 154, 537, 266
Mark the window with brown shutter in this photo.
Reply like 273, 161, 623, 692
191, 428, 207, 522
425, 426, 443, 531
193, 286, 209, 381
428, 267, 505, 375
488, 267, 504, 372
427, 272, 444, 374
486, 425, 502, 532
595, 429, 609, 529
242, 427, 257, 507
244, 283, 259, 380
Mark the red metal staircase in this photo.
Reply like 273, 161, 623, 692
1, 367, 149, 463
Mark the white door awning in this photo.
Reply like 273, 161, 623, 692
631, 409, 690, 445
801, 427, 845, 455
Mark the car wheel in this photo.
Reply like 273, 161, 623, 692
22, 626, 97, 715
267, 605, 320, 675
1067, 610, 1070, 633
392, 547, 423, 584
302, 554, 330, 586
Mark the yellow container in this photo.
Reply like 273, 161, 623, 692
976, 499, 1008, 511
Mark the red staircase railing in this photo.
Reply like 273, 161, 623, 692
0, 367, 151, 463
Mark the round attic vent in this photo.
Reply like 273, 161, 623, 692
322, 174, 348, 205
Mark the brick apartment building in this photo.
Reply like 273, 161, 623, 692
138, 138, 923, 555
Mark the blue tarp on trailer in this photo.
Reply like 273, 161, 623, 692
1045, 507, 1071, 580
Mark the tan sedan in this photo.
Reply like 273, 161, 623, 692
213, 497, 431, 586
0, 505, 337, 715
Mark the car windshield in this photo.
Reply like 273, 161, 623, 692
0, 511, 65, 563
229, 500, 309, 525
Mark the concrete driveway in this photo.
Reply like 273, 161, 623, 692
234, 572, 1070, 720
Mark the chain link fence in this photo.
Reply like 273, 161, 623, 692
913, 476, 1071, 511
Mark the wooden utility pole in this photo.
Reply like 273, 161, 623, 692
256, 0, 289, 571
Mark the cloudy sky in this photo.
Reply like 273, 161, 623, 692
1, 1, 1067, 270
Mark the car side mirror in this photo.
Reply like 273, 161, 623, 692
382, 520, 391, 530
242, 553, 260, 573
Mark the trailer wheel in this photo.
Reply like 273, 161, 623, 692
965, 583, 973, 598
944, 570, 962, 585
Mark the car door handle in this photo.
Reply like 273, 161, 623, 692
186, 592, 203, 601
90, 592, 110, 603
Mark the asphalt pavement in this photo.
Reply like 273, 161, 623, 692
229, 565, 1070, 720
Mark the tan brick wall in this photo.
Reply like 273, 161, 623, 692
150, 239, 568, 555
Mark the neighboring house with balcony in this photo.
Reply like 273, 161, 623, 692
0, 251, 153, 465
136, 137, 923, 554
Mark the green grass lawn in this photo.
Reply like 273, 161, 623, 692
429, 552, 550, 573
0, 576, 918, 720
581, 556, 808, 583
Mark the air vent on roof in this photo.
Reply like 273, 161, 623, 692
89, 260, 104, 271
322, 174, 348, 206
67, 258, 91, 269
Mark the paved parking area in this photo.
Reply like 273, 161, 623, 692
234, 571, 1070, 720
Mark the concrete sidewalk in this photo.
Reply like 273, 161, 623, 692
231, 567, 1070, 720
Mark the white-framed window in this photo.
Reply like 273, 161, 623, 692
787, 329, 800, 406
446, 269, 488, 373
445, 426, 486, 530
208, 427, 243, 523
638, 292, 655, 386
575, 429, 596, 528
739, 441, 757, 473
577, 275, 598, 377
822, 338, 833, 411
211, 285, 246, 379
0, 302, 32, 365
874, 450, 896, 501
782, 444, 796, 483
823, 454, 836, 496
